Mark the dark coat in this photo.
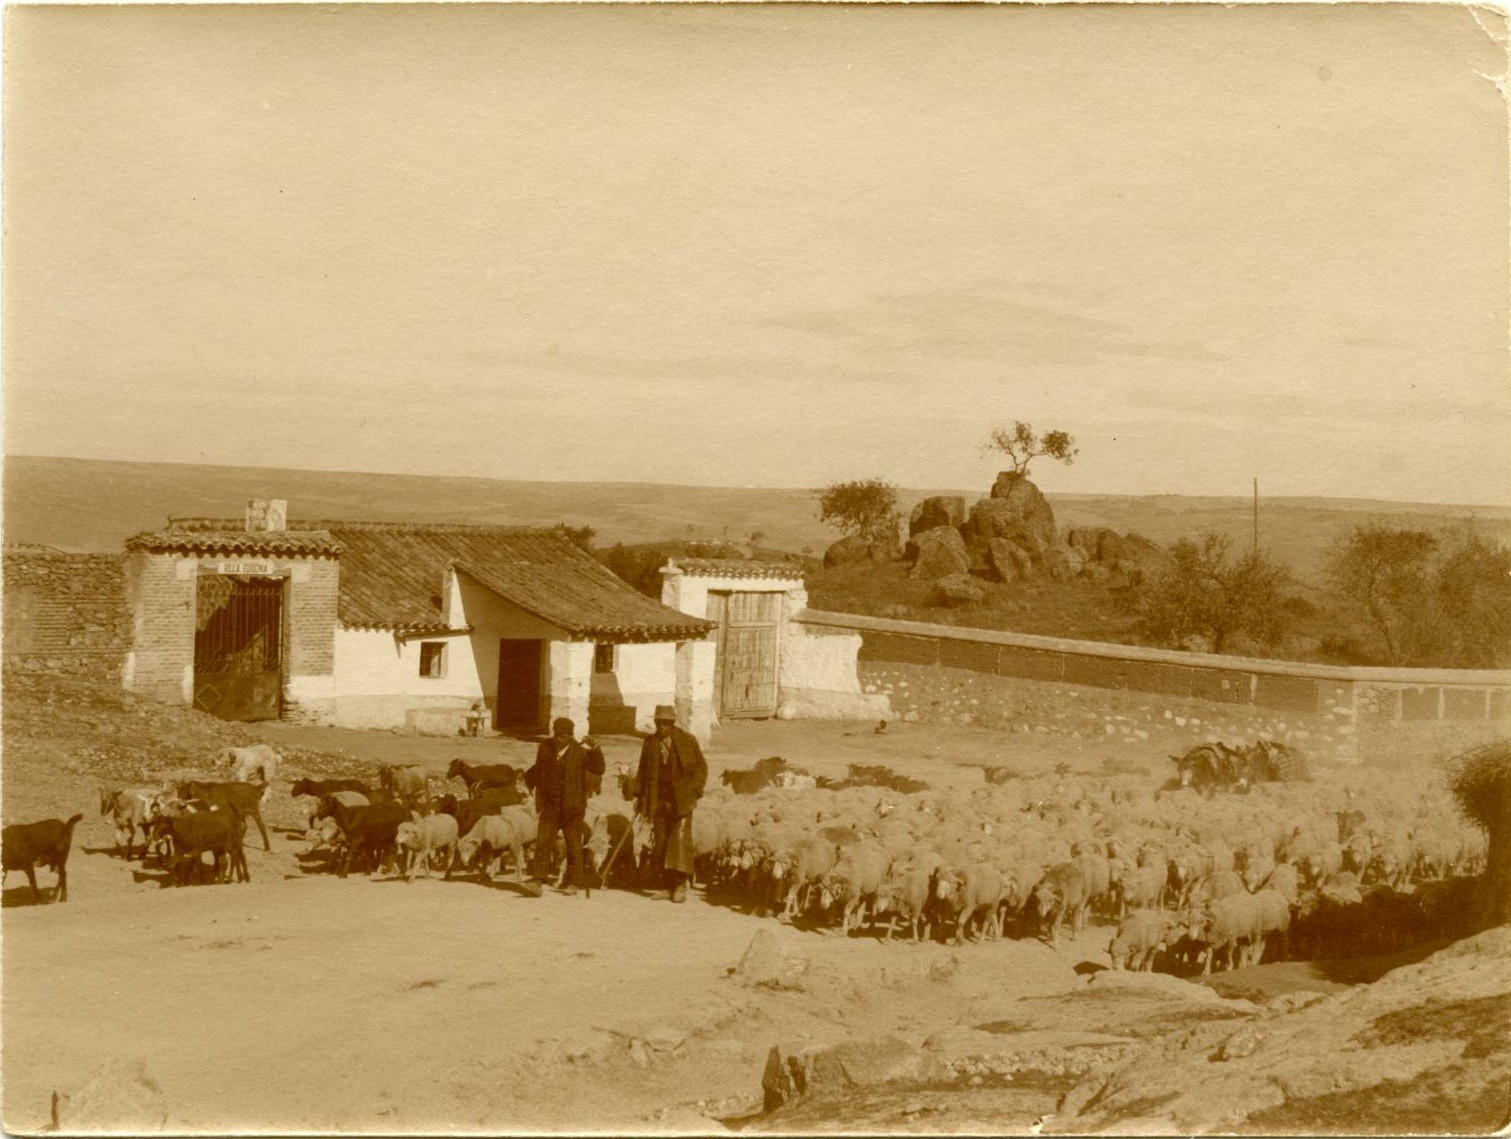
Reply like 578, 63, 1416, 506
525, 739, 605, 816
634, 726, 707, 819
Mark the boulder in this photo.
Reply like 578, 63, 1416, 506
1066, 527, 1114, 560
823, 536, 897, 569
763, 1036, 946, 1113
1099, 531, 1131, 564
733, 927, 786, 986
1080, 562, 1113, 585
990, 470, 1028, 498
963, 480, 1056, 557
907, 526, 971, 581
1043, 545, 1088, 581
931, 574, 985, 608
908, 495, 966, 536
986, 538, 1035, 583
1114, 534, 1176, 583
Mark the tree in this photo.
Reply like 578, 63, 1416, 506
1432, 531, 1511, 669
983, 421, 1078, 479
815, 478, 901, 544
551, 523, 596, 551
1326, 522, 1440, 666
1136, 531, 1293, 654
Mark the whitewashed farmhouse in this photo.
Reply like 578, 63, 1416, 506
122, 507, 715, 738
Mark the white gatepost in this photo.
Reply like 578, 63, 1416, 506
547, 640, 594, 732
674, 639, 717, 746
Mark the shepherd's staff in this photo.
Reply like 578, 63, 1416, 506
590, 814, 640, 899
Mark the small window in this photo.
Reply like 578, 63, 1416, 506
593, 643, 617, 674
419, 642, 446, 678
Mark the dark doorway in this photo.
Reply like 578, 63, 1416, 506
193, 575, 285, 721
496, 639, 544, 731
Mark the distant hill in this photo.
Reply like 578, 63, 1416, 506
6, 455, 1510, 581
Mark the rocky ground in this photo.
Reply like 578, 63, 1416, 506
2, 671, 1507, 1135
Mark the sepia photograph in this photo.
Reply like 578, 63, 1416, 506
2, 1, 1509, 1133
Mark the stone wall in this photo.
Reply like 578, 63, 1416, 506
3, 550, 130, 681
798, 610, 1511, 765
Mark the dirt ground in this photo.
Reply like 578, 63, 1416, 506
2, 673, 1507, 1134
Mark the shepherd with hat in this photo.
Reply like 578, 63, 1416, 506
524, 716, 605, 896
631, 704, 707, 902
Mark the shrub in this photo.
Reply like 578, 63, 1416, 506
1449, 738, 1511, 926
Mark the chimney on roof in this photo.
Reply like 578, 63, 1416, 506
245, 499, 288, 533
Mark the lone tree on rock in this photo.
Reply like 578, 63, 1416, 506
984, 421, 1078, 480
815, 478, 901, 545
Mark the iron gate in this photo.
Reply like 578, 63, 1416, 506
194, 575, 285, 721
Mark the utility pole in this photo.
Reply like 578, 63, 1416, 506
1253, 477, 1259, 554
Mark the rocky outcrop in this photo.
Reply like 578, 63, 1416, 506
956, 474, 1059, 583
1042, 545, 1087, 582
909, 496, 967, 536
1064, 528, 1175, 585
907, 526, 971, 581
986, 538, 1034, 583
884, 473, 1175, 594
964, 488, 1055, 556
823, 536, 897, 570
1112, 533, 1175, 583
762, 1037, 946, 1114
1051, 927, 1511, 1135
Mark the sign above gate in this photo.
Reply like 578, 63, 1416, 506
215, 560, 279, 576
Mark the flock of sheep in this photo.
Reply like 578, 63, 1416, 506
36, 737, 1495, 978
679, 747, 1488, 975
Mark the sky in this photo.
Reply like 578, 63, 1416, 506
3, 2, 1508, 504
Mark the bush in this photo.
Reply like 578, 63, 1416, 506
1450, 738, 1511, 835
1449, 738, 1511, 926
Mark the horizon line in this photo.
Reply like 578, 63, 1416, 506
5, 452, 1510, 513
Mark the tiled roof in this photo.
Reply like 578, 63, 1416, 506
125, 528, 342, 558
323, 522, 714, 640
125, 517, 714, 639
670, 558, 805, 581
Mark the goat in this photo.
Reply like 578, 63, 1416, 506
3, 814, 85, 903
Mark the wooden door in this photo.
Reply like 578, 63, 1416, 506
715, 591, 780, 718
495, 639, 543, 731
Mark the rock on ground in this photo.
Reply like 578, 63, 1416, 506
907, 526, 971, 581
932, 573, 986, 608
909, 496, 967, 536
1052, 926, 1511, 1135
823, 536, 897, 569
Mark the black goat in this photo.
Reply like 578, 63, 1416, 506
2, 814, 85, 903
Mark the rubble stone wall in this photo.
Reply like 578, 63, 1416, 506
3, 550, 130, 681
798, 610, 1511, 765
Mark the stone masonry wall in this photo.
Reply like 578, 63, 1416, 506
3, 550, 131, 681
796, 610, 1511, 768
855, 660, 1505, 767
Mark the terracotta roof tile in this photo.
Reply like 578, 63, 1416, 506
322, 522, 713, 640
670, 558, 806, 581
128, 518, 714, 640
125, 529, 342, 558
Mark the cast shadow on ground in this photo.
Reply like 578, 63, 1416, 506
2, 882, 61, 907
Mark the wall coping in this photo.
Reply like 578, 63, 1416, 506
794, 608, 1511, 687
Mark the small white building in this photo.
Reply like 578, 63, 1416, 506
661, 558, 890, 722
123, 511, 717, 740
